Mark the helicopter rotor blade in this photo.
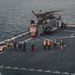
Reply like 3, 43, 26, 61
67, 24, 75, 27
32, 10, 38, 18
45, 10, 63, 14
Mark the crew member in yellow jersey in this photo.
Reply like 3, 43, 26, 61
47, 40, 51, 50
43, 40, 47, 50
53, 39, 57, 49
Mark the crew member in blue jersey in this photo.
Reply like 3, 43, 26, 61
18, 42, 22, 51
23, 41, 26, 52
13, 41, 17, 51
20, 43, 23, 52
18, 42, 21, 51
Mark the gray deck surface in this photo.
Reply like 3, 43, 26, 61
0, 28, 75, 75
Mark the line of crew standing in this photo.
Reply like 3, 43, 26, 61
5, 41, 26, 52
4, 39, 64, 51
43, 39, 57, 50
43, 39, 64, 50
4, 41, 35, 52
13, 41, 26, 52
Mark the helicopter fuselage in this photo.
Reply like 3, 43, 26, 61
29, 19, 59, 37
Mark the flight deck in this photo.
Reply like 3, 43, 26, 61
0, 28, 75, 75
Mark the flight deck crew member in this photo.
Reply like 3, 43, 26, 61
31, 42, 35, 51
18, 42, 21, 51
9, 42, 13, 50
60, 40, 64, 50
64, 23, 67, 29
7, 42, 10, 48
4, 41, 10, 50
13, 41, 17, 51
53, 39, 57, 49
61, 22, 64, 30
18, 42, 22, 51
47, 40, 51, 50
43, 40, 47, 50
7, 42, 10, 50
23, 42, 26, 52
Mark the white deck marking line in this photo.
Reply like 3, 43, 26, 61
11, 31, 29, 40
0, 31, 29, 44
0, 66, 73, 74
24, 35, 75, 43
28, 69, 35, 71
4, 66, 11, 69
40, 36, 66, 47
0, 52, 4, 55
44, 70, 51, 73
19, 68, 26, 70
36, 69, 43, 72
52, 71, 60, 74
0, 66, 4, 70
71, 73, 75, 75
35, 43, 42, 48
42, 35, 75, 39
12, 67, 18, 70
61, 72, 70, 74
63, 30, 75, 32
0, 65, 4, 69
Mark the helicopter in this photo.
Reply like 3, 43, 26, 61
29, 10, 66, 37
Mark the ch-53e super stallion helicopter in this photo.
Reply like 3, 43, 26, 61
29, 10, 67, 37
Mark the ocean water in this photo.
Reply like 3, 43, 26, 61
0, 0, 75, 41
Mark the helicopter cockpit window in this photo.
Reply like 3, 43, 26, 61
38, 20, 47, 25
31, 20, 35, 24
38, 20, 43, 25
30, 20, 37, 27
